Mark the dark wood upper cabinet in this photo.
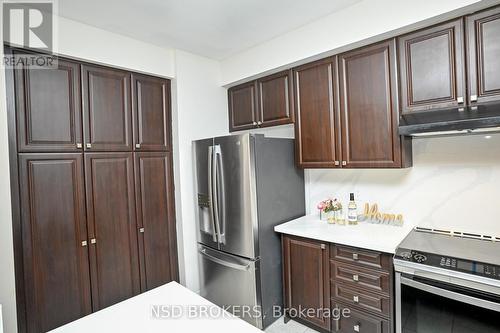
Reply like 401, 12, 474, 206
293, 58, 340, 168
134, 152, 178, 291
84, 153, 140, 310
81, 65, 132, 151
339, 40, 405, 168
14, 54, 82, 152
283, 235, 330, 331
398, 19, 466, 113
228, 81, 258, 131
132, 74, 171, 151
467, 7, 500, 104
257, 70, 294, 127
19, 153, 91, 332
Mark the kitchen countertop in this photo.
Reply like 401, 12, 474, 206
274, 215, 413, 254
49, 281, 262, 333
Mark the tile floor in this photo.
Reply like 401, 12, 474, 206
264, 317, 319, 333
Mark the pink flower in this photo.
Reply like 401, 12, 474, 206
317, 202, 325, 210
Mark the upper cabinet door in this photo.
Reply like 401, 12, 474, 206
84, 153, 140, 310
132, 74, 171, 151
256, 70, 294, 127
82, 65, 132, 151
398, 19, 466, 113
467, 7, 500, 104
228, 81, 258, 131
293, 58, 340, 168
14, 54, 82, 152
339, 40, 403, 168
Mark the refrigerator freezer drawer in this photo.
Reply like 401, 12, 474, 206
198, 244, 262, 329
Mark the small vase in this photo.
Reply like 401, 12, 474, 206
324, 211, 335, 224
335, 209, 346, 225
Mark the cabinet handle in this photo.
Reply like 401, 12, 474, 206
320, 244, 326, 250
257, 121, 262, 125
81, 240, 87, 247
342, 161, 347, 166
252, 121, 257, 125
457, 96, 464, 104
353, 295, 359, 303
470, 95, 478, 102
90, 238, 97, 244
354, 324, 360, 332
352, 253, 359, 260
135, 144, 141, 149
334, 161, 340, 166
353, 274, 359, 282
139, 227, 145, 233
86, 143, 92, 149
76, 143, 82, 149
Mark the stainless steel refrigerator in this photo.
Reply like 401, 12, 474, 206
194, 134, 305, 329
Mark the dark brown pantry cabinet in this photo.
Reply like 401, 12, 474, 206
6, 46, 178, 333
466, 6, 500, 104
398, 19, 466, 113
282, 235, 330, 331
228, 70, 294, 131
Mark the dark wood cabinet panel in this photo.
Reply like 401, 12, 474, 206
84, 153, 140, 310
228, 81, 258, 131
333, 302, 391, 333
293, 58, 340, 168
19, 153, 91, 332
134, 152, 178, 290
257, 70, 294, 127
398, 19, 466, 113
332, 283, 391, 317
283, 235, 330, 330
339, 40, 404, 168
14, 55, 82, 152
82, 65, 132, 151
132, 74, 171, 151
467, 7, 500, 104
332, 245, 392, 272
331, 261, 390, 295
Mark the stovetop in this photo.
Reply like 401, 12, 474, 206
394, 228, 500, 281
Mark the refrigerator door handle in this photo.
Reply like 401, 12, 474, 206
198, 248, 251, 271
213, 145, 226, 244
207, 146, 218, 243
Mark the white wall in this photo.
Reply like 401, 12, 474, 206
220, 0, 496, 85
172, 50, 228, 292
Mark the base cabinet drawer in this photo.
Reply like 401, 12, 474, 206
332, 245, 391, 272
332, 283, 390, 317
331, 261, 390, 294
333, 303, 390, 333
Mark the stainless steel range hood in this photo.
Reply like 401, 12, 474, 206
398, 102, 500, 137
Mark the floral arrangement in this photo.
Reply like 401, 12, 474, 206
317, 198, 342, 213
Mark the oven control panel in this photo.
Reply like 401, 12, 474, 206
394, 249, 500, 280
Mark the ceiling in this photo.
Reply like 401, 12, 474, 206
58, 0, 362, 60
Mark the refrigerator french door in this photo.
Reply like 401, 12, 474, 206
194, 134, 306, 329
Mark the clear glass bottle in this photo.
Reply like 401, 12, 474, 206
347, 193, 358, 225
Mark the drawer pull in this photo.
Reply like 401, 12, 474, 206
354, 324, 360, 332
353, 274, 359, 281
352, 253, 359, 260
353, 295, 359, 303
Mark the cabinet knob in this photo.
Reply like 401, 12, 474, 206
352, 253, 359, 260
334, 161, 340, 166
320, 244, 326, 250
252, 121, 257, 125
90, 238, 97, 244
354, 324, 360, 332
353, 295, 359, 303
470, 95, 478, 102
81, 240, 87, 247
135, 144, 141, 149
76, 143, 82, 149
457, 96, 464, 104
257, 121, 262, 125
353, 274, 359, 282
342, 161, 347, 166
139, 227, 145, 233
86, 143, 92, 149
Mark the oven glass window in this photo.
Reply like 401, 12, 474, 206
402, 283, 500, 332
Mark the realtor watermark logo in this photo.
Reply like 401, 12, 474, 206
2, 0, 58, 69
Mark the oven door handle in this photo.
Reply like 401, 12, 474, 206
401, 276, 500, 312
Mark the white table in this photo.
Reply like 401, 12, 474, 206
50, 282, 262, 333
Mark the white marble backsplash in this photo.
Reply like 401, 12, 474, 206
305, 133, 500, 237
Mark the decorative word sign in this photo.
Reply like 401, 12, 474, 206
359, 203, 404, 226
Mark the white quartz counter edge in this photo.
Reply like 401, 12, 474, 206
274, 215, 413, 254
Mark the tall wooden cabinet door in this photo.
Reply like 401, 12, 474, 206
134, 152, 178, 291
283, 235, 330, 331
19, 153, 91, 332
339, 40, 402, 168
14, 54, 83, 152
228, 81, 258, 131
398, 19, 466, 113
257, 70, 294, 127
132, 74, 171, 151
467, 7, 500, 104
81, 65, 132, 151
293, 58, 340, 168
84, 153, 140, 310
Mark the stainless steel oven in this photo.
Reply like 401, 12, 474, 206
394, 228, 500, 333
